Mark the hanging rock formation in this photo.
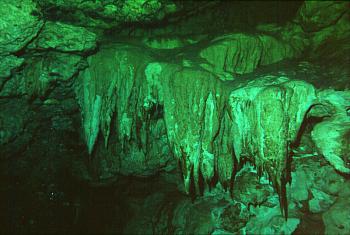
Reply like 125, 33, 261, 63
74, 38, 348, 218
75, 45, 176, 178
71, 0, 350, 212
0, 1, 349, 233
229, 77, 317, 216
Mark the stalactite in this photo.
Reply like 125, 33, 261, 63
228, 77, 316, 217
73, 43, 349, 220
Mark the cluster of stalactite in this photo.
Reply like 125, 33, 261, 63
73, 44, 345, 218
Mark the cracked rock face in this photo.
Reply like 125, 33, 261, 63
35, 0, 179, 29
28, 22, 97, 53
0, 0, 43, 78
0, 0, 43, 54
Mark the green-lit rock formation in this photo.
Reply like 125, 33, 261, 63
73, 39, 347, 219
35, 0, 179, 29
0, 0, 43, 78
311, 90, 350, 174
1, 1, 349, 234
28, 21, 97, 53
199, 33, 303, 76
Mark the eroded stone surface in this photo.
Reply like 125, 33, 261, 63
1, 52, 86, 98
35, 0, 178, 28
0, 0, 43, 55
199, 33, 301, 76
311, 90, 350, 174
296, 1, 349, 32
73, 41, 348, 220
1, 1, 349, 234
28, 21, 97, 53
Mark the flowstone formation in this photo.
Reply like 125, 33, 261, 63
69, 1, 350, 222
199, 30, 306, 77
74, 41, 347, 220
1, 0, 350, 234
229, 77, 316, 216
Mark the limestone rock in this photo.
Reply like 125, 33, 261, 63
0, 0, 43, 79
232, 164, 274, 207
246, 203, 300, 235
0, 101, 26, 145
28, 22, 97, 53
200, 33, 300, 76
309, 11, 350, 51
218, 202, 249, 233
296, 1, 349, 32
290, 156, 345, 203
294, 0, 350, 69
161, 65, 228, 194
0, 0, 43, 55
308, 188, 335, 213
75, 45, 176, 178
75, 41, 343, 219
1, 52, 86, 98
311, 90, 350, 174
229, 76, 317, 216
0, 99, 34, 158
35, 0, 178, 29
308, 10, 350, 81
323, 183, 350, 235
0, 56, 24, 80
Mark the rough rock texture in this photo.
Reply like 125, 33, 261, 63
295, 1, 349, 32
311, 90, 350, 173
73, 38, 347, 218
0, 55, 24, 79
229, 76, 316, 216
0, 0, 43, 54
200, 33, 303, 77
296, 1, 350, 79
35, 0, 179, 29
1, 1, 350, 234
119, 156, 348, 235
0, 0, 43, 78
1, 52, 86, 98
28, 22, 97, 53
323, 183, 350, 235
75, 45, 176, 179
